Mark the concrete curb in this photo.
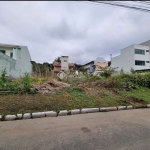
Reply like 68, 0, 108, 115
23, 113, 31, 119
118, 106, 126, 110
32, 112, 45, 119
17, 114, 23, 119
45, 111, 57, 117
70, 109, 80, 115
127, 105, 133, 109
100, 107, 117, 112
58, 110, 68, 116
147, 104, 150, 108
5, 115, 16, 121
81, 108, 99, 114
1, 104, 150, 121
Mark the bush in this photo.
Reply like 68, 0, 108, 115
21, 73, 31, 92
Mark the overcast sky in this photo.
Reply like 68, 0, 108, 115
0, 1, 150, 64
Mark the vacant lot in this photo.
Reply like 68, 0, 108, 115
0, 75, 150, 115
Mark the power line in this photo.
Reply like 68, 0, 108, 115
88, 1, 150, 13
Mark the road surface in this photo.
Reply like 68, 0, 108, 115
0, 109, 150, 150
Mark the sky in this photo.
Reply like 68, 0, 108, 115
0, 1, 150, 64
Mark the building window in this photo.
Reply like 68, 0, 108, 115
146, 50, 149, 52
10, 52, 13, 58
135, 60, 145, 66
64, 60, 67, 62
146, 61, 150, 63
135, 49, 145, 55
0, 50, 5, 54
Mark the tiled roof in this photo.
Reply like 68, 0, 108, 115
53, 61, 61, 66
53, 62, 75, 67
69, 63, 75, 67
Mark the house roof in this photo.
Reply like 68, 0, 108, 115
53, 62, 61, 67
0, 43, 21, 48
69, 63, 75, 67
83, 61, 94, 66
53, 61, 75, 67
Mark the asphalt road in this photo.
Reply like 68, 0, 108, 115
0, 109, 150, 150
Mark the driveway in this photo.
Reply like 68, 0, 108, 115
0, 109, 150, 150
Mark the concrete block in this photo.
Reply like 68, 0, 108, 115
71, 109, 80, 115
118, 106, 126, 110
32, 112, 45, 119
58, 110, 68, 116
100, 107, 117, 112
147, 104, 150, 108
81, 108, 99, 114
17, 114, 23, 119
5, 115, 16, 121
23, 113, 31, 119
127, 105, 133, 110
45, 111, 57, 117
81, 108, 89, 114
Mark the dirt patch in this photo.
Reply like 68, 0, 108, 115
32, 80, 70, 94
122, 97, 147, 108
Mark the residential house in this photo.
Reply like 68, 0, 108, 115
83, 57, 108, 74
53, 56, 75, 73
111, 40, 150, 73
0, 43, 32, 78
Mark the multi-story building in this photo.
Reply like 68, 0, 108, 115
0, 43, 32, 78
83, 57, 108, 74
111, 40, 150, 72
53, 56, 75, 73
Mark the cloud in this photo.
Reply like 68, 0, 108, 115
0, 1, 150, 64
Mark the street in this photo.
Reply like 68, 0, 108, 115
0, 109, 150, 150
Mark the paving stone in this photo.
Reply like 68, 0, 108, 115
71, 109, 80, 115
147, 104, 150, 108
5, 115, 16, 121
127, 105, 133, 109
81, 108, 99, 114
100, 107, 117, 112
32, 112, 45, 119
45, 111, 57, 117
23, 113, 31, 119
118, 106, 126, 110
58, 110, 68, 116
17, 114, 23, 119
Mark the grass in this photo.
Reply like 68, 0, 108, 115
119, 87, 150, 103
0, 72, 150, 116
0, 85, 136, 115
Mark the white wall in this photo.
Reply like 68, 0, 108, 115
0, 46, 13, 57
61, 56, 69, 71
111, 45, 135, 72
111, 44, 150, 73
134, 45, 150, 70
0, 45, 32, 78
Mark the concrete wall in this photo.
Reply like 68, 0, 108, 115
0, 52, 16, 76
0, 45, 32, 78
61, 56, 69, 71
111, 44, 150, 73
111, 45, 135, 72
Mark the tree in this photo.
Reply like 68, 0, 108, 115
54, 56, 61, 62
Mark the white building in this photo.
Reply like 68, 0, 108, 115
83, 57, 108, 74
60, 56, 69, 71
0, 43, 32, 78
111, 40, 150, 73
